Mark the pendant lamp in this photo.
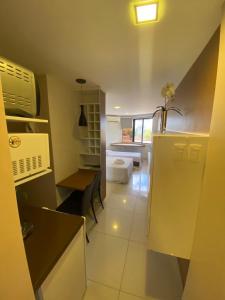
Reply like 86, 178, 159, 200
76, 78, 87, 126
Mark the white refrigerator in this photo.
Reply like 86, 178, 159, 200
148, 133, 208, 259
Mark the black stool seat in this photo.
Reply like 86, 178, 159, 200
56, 181, 95, 243
56, 194, 82, 215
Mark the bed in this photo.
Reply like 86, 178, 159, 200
106, 150, 142, 166
106, 156, 133, 183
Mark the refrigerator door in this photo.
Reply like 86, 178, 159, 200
148, 134, 208, 259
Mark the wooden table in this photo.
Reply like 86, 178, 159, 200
57, 169, 98, 191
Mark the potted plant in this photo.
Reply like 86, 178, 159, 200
153, 83, 182, 133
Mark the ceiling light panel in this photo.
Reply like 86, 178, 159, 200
135, 2, 158, 24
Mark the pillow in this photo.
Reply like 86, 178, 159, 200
113, 159, 125, 165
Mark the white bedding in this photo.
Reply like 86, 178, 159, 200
106, 156, 133, 183
106, 150, 141, 165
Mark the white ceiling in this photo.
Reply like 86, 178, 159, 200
0, 0, 223, 115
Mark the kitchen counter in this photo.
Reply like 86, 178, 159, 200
20, 205, 84, 291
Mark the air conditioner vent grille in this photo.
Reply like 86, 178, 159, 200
11, 155, 44, 178
38, 155, 42, 168
0, 61, 32, 83
12, 161, 18, 176
32, 156, 37, 169
0, 57, 36, 117
3, 92, 32, 108
19, 159, 25, 174
26, 158, 31, 172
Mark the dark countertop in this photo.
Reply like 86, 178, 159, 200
21, 206, 84, 291
57, 169, 97, 191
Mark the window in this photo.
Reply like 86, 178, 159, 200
133, 118, 152, 143
121, 117, 133, 143
122, 128, 133, 143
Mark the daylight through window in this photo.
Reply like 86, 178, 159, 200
133, 118, 152, 143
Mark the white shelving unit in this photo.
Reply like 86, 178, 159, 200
87, 103, 100, 154
79, 103, 101, 158
78, 89, 106, 199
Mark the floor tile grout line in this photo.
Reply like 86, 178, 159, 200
90, 228, 131, 242
113, 175, 138, 298
118, 192, 137, 296
97, 205, 135, 215
117, 224, 130, 298
118, 165, 150, 299
128, 193, 139, 241
119, 290, 147, 299
87, 278, 120, 293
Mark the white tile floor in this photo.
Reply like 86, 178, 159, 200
84, 162, 183, 300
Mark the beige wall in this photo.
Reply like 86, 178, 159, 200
46, 75, 80, 204
167, 28, 220, 134
0, 82, 34, 299
183, 5, 225, 299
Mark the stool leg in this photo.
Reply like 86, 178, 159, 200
98, 187, 104, 209
91, 200, 98, 223
86, 234, 90, 243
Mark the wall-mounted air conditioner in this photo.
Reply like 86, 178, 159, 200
107, 116, 120, 123
8, 133, 50, 182
120, 117, 132, 129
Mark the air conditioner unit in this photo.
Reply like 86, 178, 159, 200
107, 116, 120, 123
0, 57, 38, 117
8, 133, 50, 182
120, 117, 132, 129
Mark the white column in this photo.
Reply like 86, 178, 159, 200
183, 3, 225, 299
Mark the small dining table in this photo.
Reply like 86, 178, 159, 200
56, 169, 98, 191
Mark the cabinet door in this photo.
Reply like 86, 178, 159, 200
148, 135, 208, 259
38, 227, 86, 300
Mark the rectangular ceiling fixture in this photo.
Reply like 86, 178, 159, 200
134, 2, 158, 24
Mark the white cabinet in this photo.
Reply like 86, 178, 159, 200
6, 115, 52, 186
148, 134, 208, 259
36, 227, 86, 300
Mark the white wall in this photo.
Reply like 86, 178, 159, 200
47, 75, 80, 204
183, 5, 225, 299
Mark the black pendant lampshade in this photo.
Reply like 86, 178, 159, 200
79, 104, 87, 126
76, 78, 87, 127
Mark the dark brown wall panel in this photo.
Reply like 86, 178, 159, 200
167, 28, 220, 133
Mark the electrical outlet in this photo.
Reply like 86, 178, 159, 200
189, 144, 202, 162
173, 143, 187, 161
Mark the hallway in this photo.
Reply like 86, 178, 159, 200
84, 163, 183, 300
